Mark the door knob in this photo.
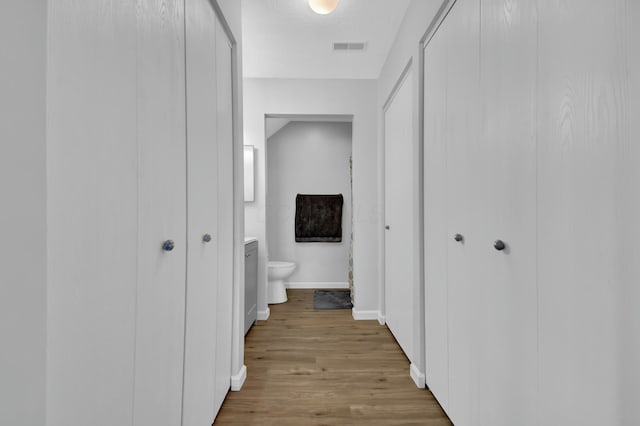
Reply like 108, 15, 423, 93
385, 225, 390, 230
493, 240, 506, 251
202, 234, 212, 243
162, 240, 175, 252
454, 233, 464, 243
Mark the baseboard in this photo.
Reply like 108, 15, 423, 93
377, 313, 386, 325
257, 308, 270, 321
352, 309, 380, 321
286, 282, 349, 289
230, 365, 247, 391
410, 363, 426, 389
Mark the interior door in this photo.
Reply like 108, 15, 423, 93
134, 1, 187, 425
45, 2, 139, 424
444, 0, 481, 424
182, 0, 220, 424
537, 2, 624, 424
214, 15, 235, 413
423, 16, 449, 413
478, 0, 538, 424
384, 69, 415, 360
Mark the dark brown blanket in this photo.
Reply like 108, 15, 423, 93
295, 194, 343, 242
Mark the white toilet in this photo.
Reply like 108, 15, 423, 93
267, 261, 296, 304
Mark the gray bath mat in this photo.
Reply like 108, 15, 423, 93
313, 290, 353, 310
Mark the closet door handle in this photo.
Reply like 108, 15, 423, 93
162, 240, 175, 252
202, 233, 212, 243
385, 225, 390, 230
493, 240, 506, 251
454, 233, 464, 243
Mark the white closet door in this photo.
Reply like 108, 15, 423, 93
537, 1, 624, 424
621, 4, 640, 424
478, 0, 538, 424
214, 16, 235, 413
182, 0, 219, 424
444, 0, 481, 424
384, 69, 415, 360
134, 1, 187, 425
46, 2, 138, 425
423, 16, 449, 413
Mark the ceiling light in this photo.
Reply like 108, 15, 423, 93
308, 0, 339, 15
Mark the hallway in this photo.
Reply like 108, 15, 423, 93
215, 290, 451, 425
4, 1, 639, 424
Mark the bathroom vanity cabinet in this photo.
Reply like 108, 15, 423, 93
244, 239, 258, 334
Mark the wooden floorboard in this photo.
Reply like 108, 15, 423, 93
214, 289, 452, 425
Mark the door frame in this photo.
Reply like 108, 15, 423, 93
418, 0, 458, 394
381, 58, 427, 388
205, 0, 247, 392
380, 58, 414, 325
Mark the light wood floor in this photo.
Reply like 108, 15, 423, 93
214, 289, 452, 425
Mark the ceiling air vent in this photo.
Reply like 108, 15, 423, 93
333, 42, 367, 51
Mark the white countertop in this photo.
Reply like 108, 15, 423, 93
244, 237, 257, 244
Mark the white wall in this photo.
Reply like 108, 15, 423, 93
0, 2, 47, 425
376, 0, 444, 384
266, 121, 352, 286
243, 78, 379, 319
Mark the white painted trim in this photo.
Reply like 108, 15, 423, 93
286, 282, 349, 289
410, 363, 426, 389
213, 0, 245, 401
383, 59, 414, 112
377, 313, 386, 325
352, 310, 380, 321
230, 365, 247, 391
418, 0, 458, 395
420, 0, 458, 47
266, 113, 353, 122
257, 308, 270, 321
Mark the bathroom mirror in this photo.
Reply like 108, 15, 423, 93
244, 145, 255, 202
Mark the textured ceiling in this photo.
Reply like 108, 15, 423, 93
242, 0, 412, 79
